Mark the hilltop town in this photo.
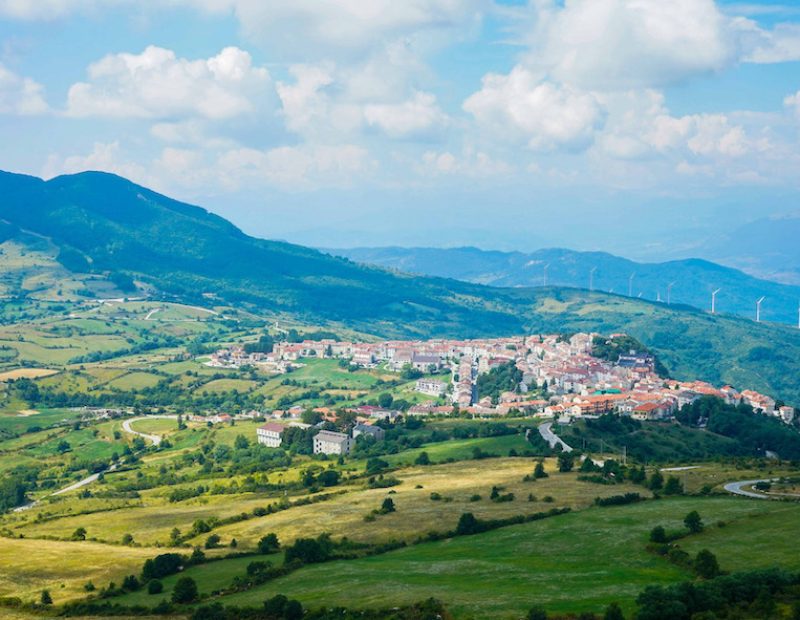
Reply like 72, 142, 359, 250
208, 332, 796, 441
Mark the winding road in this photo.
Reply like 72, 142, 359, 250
724, 478, 780, 499
539, 422, 573, 453
121, 415, 178, 447
13, 415, 175, 512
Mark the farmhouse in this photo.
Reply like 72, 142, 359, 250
256, 422, 285, 448
313, 430, 353, 455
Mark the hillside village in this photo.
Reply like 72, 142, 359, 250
207, 333, 796, 455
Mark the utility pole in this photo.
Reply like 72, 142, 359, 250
711, 288, 721, 314
589, 267, 597, 292
756, 296, 765, 323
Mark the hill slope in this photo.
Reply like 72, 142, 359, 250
329, 246, 800, 325
2, 170, 800, 403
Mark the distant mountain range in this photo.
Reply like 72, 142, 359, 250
703, 213, 800, 286
328, 246, 800, 326
3, 169, 800, 403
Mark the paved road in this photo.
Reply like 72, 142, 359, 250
121, 415, 177, 446
723, 478, 779, 499
539, 422, 573, 453
13, 462, 119, 512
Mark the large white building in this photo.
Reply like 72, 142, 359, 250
313, 430, 353, 455
415, 378, 447, 396
256, 422, 285, 448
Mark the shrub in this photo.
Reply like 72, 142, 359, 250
171, 577, 198, 604
147, 580, 163, 595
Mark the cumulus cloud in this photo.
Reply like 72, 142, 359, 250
364, 91, 448, 138
525, 0, 736, 89
65, 46, 270, 120
0, 62, 48, 115
786, 91, 800, 119
42, 141, 151, 185
463, 66, 604, 151
183, 0, 484, 58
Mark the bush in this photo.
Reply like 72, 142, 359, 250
142, 553, 183, 581
650, 526, 667, 544
147, 580, 163, 595
257, 533, 280, 554
171, 577, 198, 604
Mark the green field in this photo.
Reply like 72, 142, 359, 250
218, 497, 800, 618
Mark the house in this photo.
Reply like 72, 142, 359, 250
256, 422, 285, 448
313, 430, 353, 455
631, 401, 672, 421
352, 423, 385, 441
411, 354, 441, 371
415, 378, 447, 396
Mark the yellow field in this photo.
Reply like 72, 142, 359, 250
0, 368, 58, 381
0, 538, 163, 604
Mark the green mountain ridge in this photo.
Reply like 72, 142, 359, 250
2, 170, 800, 404
327, 246, 800, 325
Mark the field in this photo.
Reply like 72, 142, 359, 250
0, 538, 163, 604
217, 497, 800, 618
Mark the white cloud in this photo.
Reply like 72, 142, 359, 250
0, 0, 116, 19
526, 0, 736, 89
785, 91, 800, 119
41, 141, 152, 185
420, 148, 513, 176
0, 62, 48, 115
183, 0, 484, 58
66, 46, 270, 120
463, 66, 603, 151
740, 22, 800, 63
364, 91, 448, 138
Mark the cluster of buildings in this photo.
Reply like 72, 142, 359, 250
213, 331, 795, 431
256, 419, 386, 455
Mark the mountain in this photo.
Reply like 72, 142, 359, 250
328, 246, 800, 326
3, 170, 800, 404
703, 212, 800, 286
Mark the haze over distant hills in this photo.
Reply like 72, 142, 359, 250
329, 246, 800, 326
3, 169, 800, 402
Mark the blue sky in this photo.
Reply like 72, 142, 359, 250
0, 0, 798, 258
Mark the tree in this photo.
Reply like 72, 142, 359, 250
56, 439, 71, 453
40, 590, 53, 605
604, 602, 625, 620
380, 497, 396, 514
172, 576, 198, 604
147, 580, 163, 595
684, 510, 703, 534
649, 526, 667, 543
526, 606, 547, 620
121, 533, 134, 545
534, 462, 549, 479
71, 526, 87, 541
257, 533, 280, 554
557, 452, 574, 473
205, 533, 221, 549
234, 434, 249, 449
648, 471, 664, 491
415, 451, 431, 465
663, 477, 683, 495
456, 512, 481, 536
378, 392, 394, 409
694, 549, 720, 579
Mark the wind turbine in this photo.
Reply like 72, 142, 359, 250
756, 296, 765, 323
711, 288, 721, 314
667, 282, 676, 305
543, 263, 550, 287
589, 267, 597, 292
628, 273, 635, 297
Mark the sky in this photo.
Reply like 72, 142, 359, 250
0, 0, 799, 259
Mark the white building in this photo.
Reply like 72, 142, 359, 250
313, 430, 353, 455
415, 378, 447, 396
256, 422, 285, 448
352, 423, 385, 441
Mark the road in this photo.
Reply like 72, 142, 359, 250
539, 422, 573, 453
723, 478, 779, 499
121, 415, 178, 446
